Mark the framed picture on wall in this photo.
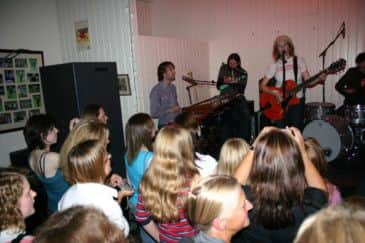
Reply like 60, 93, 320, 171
117, 74, 131, 96
0, 49, 45, 133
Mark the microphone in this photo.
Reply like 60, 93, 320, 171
341, 22, 346, 39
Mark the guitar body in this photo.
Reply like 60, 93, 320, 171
260, 80, 300, 121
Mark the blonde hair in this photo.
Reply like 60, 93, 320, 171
60, 119, 109, 182
273, 35, 295, 60
140, 126, 199, 222
294, 205, 365, 243
186, 175, 242, 232
0, 172, 27, 232
217, 138, 250, 176
64, 139, 108, 184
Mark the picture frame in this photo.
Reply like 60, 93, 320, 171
117, 74, 131, 96
0, 49, 45, 133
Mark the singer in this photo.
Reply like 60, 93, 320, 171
260, 35, 326, 130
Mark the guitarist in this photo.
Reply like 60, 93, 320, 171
260, 35, 327, 130
216, 53, 251, 143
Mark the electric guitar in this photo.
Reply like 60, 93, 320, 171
260, 58, 346, 121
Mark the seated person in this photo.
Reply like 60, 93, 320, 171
58, 139, 131, 237
34, 206, 127, 243
174, 112, 217, 177
217, 138, 250, 176
235, 126, 328, 243
180, 175, 252, 243
0, 171, 37, 243
24, 114, 69, 213
294, 204, 365, 243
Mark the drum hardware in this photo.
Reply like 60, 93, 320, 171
305, 102, 336, 122
344, 105, 365, 125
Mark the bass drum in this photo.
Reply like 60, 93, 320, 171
303, 115, 354, 162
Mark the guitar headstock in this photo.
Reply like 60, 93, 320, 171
326, 58, 346, 74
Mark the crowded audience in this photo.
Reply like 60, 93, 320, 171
1, 105, 365, 243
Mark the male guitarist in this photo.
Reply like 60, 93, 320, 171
260, 35, 327, 130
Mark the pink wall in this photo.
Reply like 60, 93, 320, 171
136, 0, 365, 108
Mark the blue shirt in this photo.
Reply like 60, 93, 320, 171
150, 82, 180, 125
125, 151, 153, 207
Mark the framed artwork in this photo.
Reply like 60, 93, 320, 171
0, 49, 45, 133
117, 74, 131, 96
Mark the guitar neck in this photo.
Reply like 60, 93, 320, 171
288, 70, 324, 95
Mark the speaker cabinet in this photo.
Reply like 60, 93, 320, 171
40, 62, 124, 175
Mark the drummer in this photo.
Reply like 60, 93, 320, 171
335, 52, 365, 106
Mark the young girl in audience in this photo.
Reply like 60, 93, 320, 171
174, 112, 217, 177
235, 127, 328, 243
60, 119, 122, 188
125, 113, 155, 210
217, 138, 250, 176
0, 171, 37, 243
24, 114, 69, 213
125, 113, 155, 242
180, 175, 253, 243
58, 139, 130, 237
135, 126, 200, 243
294, 204, 365, 243
34, 206, 127, 243
305, 137, 342, 205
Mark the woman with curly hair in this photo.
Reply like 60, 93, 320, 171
135, 126, 200, 242
235, 127, 327, 243
0, 171, 36, 243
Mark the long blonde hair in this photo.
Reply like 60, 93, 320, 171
217, 138, 250, 176
186, 175, 242, 232
0, 172, 27, 232
60, 119, 109, 182
140, 126, 199, 222
294, 205, 365, 243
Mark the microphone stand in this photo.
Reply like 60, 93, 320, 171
186, 84, 197, 105
318, 23, 344, 103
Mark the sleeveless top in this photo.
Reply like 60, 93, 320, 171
37, 152, 69, 213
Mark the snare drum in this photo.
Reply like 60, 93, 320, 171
303, 115, 354, 162
346, 105, 365, 125
305, 102, 336, 122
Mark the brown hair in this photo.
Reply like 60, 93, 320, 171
174, 112, 199, 131
125, 113, 154, 163
273, 35, 295, 60
65, 139, 108, 184
60, 119, 109, 182
294, 205, 365, 243
34, 206, 127, 243
249, 130, 306, 228
0, 172, 26, 232
304, 137, 327, 178
140, 126, 199, 221
82, 104, 102, 119
218, 138, 250, 176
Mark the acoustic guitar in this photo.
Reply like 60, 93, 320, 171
259, 59, 346, 121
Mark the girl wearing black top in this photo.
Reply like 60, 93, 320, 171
234, 127, 328, 243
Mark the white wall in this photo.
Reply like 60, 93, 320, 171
0, 0, 63, 166
56, 0, 136, 130
138, 0, 365, 108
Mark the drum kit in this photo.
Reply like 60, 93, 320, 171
303, 102, 365, 162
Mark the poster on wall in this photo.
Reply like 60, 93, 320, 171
75, 20, 91, 52
0, 49, 45, 133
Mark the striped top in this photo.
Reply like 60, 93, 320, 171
135, 180, 198, 243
